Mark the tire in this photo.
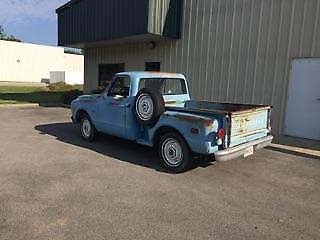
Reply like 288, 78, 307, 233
134, 88, 165, 126
158, 132, 193, 173
80, 115, 97, 142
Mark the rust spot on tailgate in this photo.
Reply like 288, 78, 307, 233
231, 110, 267, 136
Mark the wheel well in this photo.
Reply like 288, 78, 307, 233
75, 109, 88, 123
153, 126, 187, 146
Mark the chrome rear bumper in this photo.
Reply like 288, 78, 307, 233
214, 135, 273, 162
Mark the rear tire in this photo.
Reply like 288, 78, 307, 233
158, 132, 193, 173
80, 115, 97, 142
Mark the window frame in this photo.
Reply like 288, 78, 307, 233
138, 77, 187, 96
107, 75, 131, 98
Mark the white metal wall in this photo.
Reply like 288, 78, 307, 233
0, 40, 84, 83
85, 0, 320, 135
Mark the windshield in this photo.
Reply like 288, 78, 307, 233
138, 78, 187, 95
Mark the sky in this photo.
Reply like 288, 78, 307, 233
0, 0, 69, 46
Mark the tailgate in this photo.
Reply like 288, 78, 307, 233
228, 107, 271, 147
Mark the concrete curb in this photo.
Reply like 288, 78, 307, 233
0, 103, 39, 108
0, 103, 71, 108
38, 103, 70, 108
268, 143, 320, 160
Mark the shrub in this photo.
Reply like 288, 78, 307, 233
62, 89, 83, 104
47, 82, 83, 92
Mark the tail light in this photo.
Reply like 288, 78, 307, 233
217, 129, 225, 139
216, 128, 225, 146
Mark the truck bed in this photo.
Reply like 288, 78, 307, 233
167, 100, 272, 148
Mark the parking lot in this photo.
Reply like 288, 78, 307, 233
0, 106, 319, 240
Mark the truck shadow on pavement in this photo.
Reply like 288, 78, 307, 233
34, 123, 214, 172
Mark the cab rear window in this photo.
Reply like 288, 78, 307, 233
138, 78, 187, 95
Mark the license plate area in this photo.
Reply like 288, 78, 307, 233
244, 146, 254, 158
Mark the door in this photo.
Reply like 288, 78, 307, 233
285, 59, 320, 140
95, 76, 131, 138
98, 63, 125, 88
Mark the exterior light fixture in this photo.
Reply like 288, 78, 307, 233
147, 41, 156, 49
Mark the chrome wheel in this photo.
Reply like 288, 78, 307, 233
81, 118, 92, 138
161, 137, 184, 167
136, 93, 154, 121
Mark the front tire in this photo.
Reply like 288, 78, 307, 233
158, 132, 193, 173
80, 115, 97, 142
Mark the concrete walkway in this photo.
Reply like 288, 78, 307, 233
270, 135, 320, 159
0, 81, 46, 87
0, 103, 39, 108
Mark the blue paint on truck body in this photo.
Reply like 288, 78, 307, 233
71, 72, 272, 156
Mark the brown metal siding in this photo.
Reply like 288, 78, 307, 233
85, 0, 320, 135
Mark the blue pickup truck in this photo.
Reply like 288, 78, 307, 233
71, 72, 273, 172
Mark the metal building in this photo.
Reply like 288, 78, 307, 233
0, 40, 84, 85
56, 0, 320, 139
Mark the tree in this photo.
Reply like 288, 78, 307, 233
0, 25, 5, 39
0, 25, 22, 42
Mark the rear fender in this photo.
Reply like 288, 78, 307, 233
148, 112, 220, 153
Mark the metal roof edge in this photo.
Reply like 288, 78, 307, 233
56, 0, 82, 13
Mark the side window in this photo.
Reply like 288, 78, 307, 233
138, 78, 187, 95
163, 79, 185, 95
138, 78, 164, 93
108, 76, 130, 97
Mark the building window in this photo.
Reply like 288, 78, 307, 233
98, 63, 125, 88
145, 62, 160, 71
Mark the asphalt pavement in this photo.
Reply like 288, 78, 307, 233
0, 106, 319, 240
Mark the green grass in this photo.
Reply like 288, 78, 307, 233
0, 86, 44, 93
0, 83, 83, 104
47, 82, 83, 92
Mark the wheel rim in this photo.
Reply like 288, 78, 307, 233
136, 93, 154, 121
81, 119, 91, 138
161, 137, 184, 167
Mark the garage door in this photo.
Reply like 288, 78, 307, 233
285, 59, 320, 140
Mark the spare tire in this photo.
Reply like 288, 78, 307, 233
134, 88, 165, 126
